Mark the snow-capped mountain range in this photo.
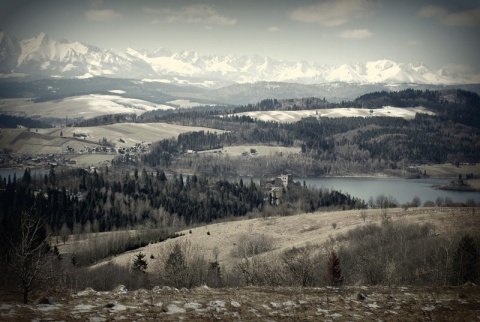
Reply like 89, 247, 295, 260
1, 30, 478, 87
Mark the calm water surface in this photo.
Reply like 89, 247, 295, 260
298, 177, 480, 205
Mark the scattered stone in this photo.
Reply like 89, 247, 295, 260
230, 300, 241, 308
33, 296, 55, 305
166, 303, 186, 314
77, 287, 95, 296
422, 304, 435, 311
113, 285, 128, 294
185, 302, 202, 310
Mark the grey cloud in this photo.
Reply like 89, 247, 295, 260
143, 4, 236, 26
419, 5, 480, 27
290, 0, 375, 26
338, 29, 373, 39
85, 9, 121, 22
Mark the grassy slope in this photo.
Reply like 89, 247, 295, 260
90, 207, 479, 271
0, 124, 225, 155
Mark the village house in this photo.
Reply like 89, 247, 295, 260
260, 174, 296, 204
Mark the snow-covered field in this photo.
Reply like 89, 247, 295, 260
234, 106, 435, 123
0, 94, 174, 120
166, 99, 211, 108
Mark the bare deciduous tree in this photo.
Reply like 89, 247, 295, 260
282, 245, 316, 287
161, 241, 207, 288
360, 210, 368, 222
230, 233, 274, 258
376, 194, 397, 220
7, 209, 56, 303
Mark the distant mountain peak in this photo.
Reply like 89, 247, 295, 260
1, 30, 479, 86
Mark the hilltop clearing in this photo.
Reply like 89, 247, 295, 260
0, 95, 174, 121
417, 164, 480, 178
233, 106, 434, 123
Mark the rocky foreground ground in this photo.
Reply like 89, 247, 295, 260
1, 284, 479, 321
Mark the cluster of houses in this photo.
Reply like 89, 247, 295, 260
0, 153, 62, 168
68, 141, 151, 155
260, 174, 299, 204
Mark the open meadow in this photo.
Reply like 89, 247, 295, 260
233, 106, 435, 123
197, 145, 301, 157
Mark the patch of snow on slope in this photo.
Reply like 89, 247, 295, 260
167, 99, 205, 108
75, 73, 94, 79
0, 95, 174, 120
235, 106, 434, 123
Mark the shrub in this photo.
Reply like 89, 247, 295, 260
230, 233, 275, 258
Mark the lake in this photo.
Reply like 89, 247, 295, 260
298, 177, 480, 205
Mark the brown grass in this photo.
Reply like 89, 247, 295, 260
87, 207, 479, 272
417, 163, 480, 178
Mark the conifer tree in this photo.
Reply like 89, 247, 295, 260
452, 235, 478, 285
132, 252, 148, 272
325, 250, 344, 286
165, 243, 187, 287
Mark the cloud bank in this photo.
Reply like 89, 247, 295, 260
419, 5, 480, 27
338, 29, 372, 39
85, 9, 121, 22
290, 0, 375, 26
144, 4, 236, 26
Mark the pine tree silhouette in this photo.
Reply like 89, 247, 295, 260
325, 250, 344, 286
132, 252, 148, 272
452, 235, 478, 285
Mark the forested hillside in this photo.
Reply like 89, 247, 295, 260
137, 89, 479, 177
0, 167, 362, 260
0, 115, 52, 129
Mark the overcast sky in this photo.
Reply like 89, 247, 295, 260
1, 0, 479, 73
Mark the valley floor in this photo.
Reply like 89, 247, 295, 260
1, 284, 479, 321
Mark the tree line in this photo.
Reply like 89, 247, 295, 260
0, 114, 52, 129
0, 166, 362, 258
